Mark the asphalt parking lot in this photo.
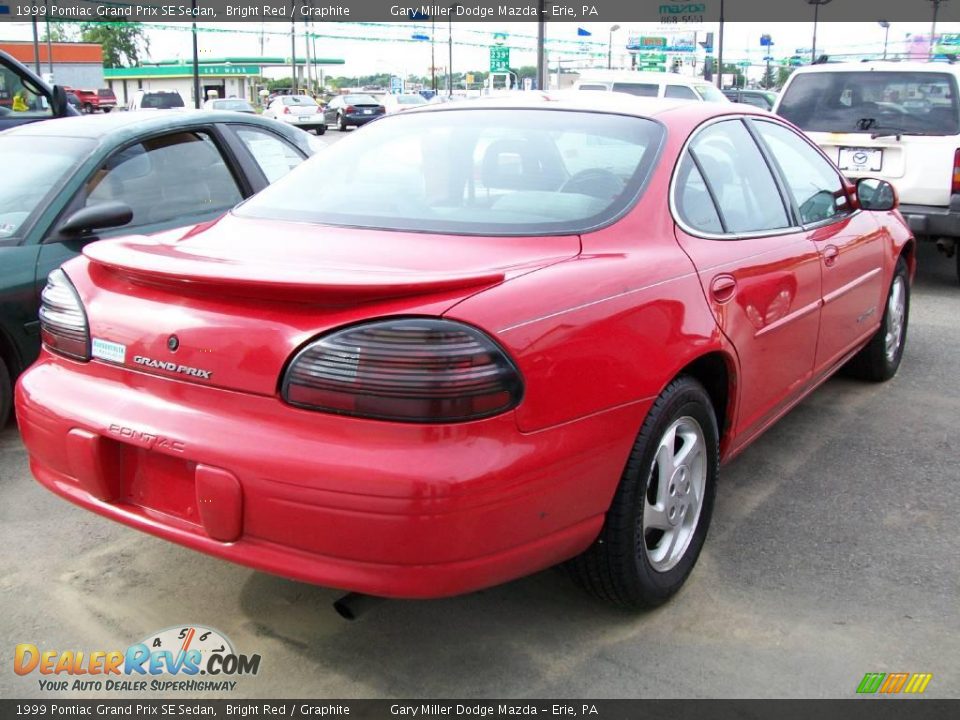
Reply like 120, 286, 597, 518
2, 238, 958, 700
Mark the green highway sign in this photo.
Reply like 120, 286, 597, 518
490, 46, 510, 73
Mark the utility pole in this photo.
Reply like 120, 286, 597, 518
537, 0, 546, 91
431, 18, 437, 92
44, 0, 53, 74
191, 0, 201, 108
930, 0, 948, 60
31, 18, 41, 74
290, 1, 297, 94
716, 0, 724, 89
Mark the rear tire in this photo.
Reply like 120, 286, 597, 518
956, 248, 960, 286
82, 103, 93, 114
103, 107, 111, 113
315, 126, 326, 135
338, 113, 348, 132
565, 376, 719, 608
846, 257, 910, 382
0, 356, 11, 427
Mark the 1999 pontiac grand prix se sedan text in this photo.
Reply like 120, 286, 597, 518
16, 95, 913, 608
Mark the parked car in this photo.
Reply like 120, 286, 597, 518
722, 88, 777, 110
324, 93, 386, 130
574, 70, 730, 102
65, 87, 118, 114
127, 90, 185, 111
14, 96, 913, 609
262, 94, 326, 134
381, 93, 428, 114
202, 98, 256, 114
0, 49, 77, 130
0, 110, 317, 425
775, 61, 960, 283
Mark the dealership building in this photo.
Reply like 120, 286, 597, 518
105, 57, 345, 106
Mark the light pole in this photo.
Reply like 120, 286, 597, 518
808, 0, 833, 64
879, 21, 890, 60
431, 18, 437, 92
607, 24, 620, 70
447, 5, 459, 97
191, 0, 201, 108
716, 0, 725, 89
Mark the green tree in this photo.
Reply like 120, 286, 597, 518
79, 22, 149, 68
776, 66, 795, 89
720, 64, 746, 89
760, 64, 776, 89
42, 22, 77, 43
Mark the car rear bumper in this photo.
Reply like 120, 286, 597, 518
899, 196, 960, 238
16, 355, 646, 598
345, 114, 380, 125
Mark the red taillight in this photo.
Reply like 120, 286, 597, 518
952, 149, 960, 194
377, 106, 386, 114
316, 105, 323, 113
345, 105, 356, 114
281, 318, 523, 423
283, 106, 291, 114
39, 269, 90, 361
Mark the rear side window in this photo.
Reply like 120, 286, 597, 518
778, 71, 960, 135
235, 127, 305, 183
753, 120, 850, 225
685, 120, 789, 234
675, 153, 723, 234
578, 84, 608, 91
613, 83, 659, 97
82, 131, 242, 231
665, 85, 698, 100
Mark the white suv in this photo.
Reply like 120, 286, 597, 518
573, 70, 730, 103
775, 61, 960, 282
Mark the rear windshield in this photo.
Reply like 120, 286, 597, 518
694, 83, 728, 103
778, 71, 960, 135
612, 82, 659, 97
344, 94, 381, 105
236, 109, 664, 235
215, 100, 253, 111
396, 95, 426, 105
142, 93, 184, 109
97, 88, 114, 98
282, 95, 317, 106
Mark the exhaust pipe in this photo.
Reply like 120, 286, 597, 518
333, 592, 384, 620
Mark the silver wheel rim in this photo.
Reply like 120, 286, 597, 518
640, 416, 707, 573
884, 276, 906, 363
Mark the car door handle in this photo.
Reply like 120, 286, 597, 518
710, 274, 737, 304
822, 244, 839, 267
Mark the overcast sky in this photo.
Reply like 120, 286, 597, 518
4, 20, 959, 78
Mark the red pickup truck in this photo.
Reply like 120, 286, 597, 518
63, 87, 117, 113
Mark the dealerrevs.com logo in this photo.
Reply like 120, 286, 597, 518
15, 625, 261, 693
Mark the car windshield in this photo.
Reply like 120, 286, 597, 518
778, 71, 960, 135
0, 136, 95, 239
142, 93, 183, 109
215, 99, 253, 111
694, 83, 728, 103
283, 96, 317, 106
236, 108, 664, 235
97, 89, 114, 97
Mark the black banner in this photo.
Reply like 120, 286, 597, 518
2, 700, 960, 720
2, 0, 960, 23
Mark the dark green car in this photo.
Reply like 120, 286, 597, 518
0, 110, 319, 424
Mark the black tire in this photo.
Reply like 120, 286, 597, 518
103, 107, 112, 113
0, 356, 10, 428
82, 103, 93, 114
956, 248, 960, 286
315, 126, 326, 135
338, 113, 348, 132
846, 257, 910, 382
566, 376, 719, 608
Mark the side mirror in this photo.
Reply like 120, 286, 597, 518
56, 202, 133, 237
51, 85, 69, 117
857, 178, 898, 212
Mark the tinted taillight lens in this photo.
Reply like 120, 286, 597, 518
282, 318, 523, 423
345, 105, 356, 114
283, 106, 291, 114
952, 149, 960, 194
39, 269, 90, 361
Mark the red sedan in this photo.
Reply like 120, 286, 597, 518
16, 96, 913, 608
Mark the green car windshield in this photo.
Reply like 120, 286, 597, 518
0, 136, 95, 240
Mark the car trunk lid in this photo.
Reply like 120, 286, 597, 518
72, 214, 578, 397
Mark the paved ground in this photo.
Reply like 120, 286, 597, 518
1, 242, 957, 700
